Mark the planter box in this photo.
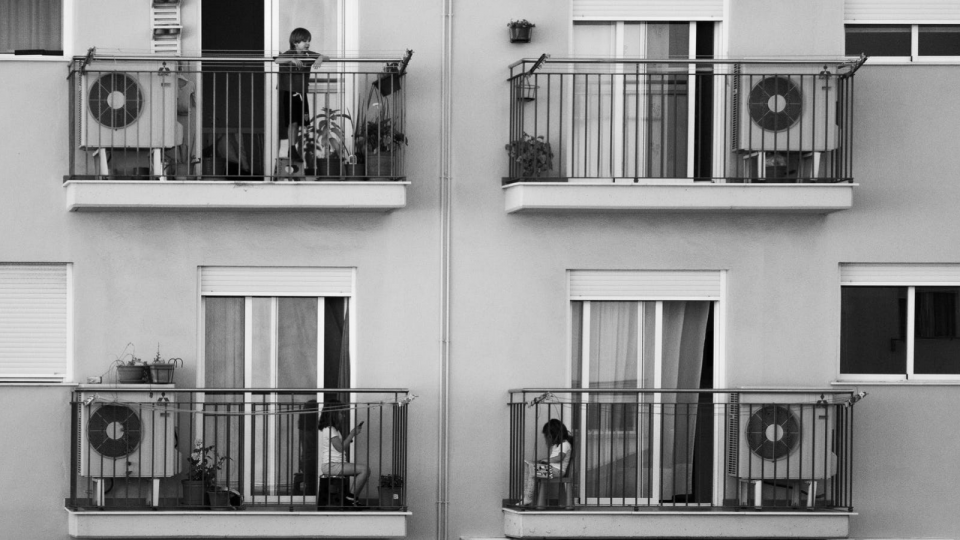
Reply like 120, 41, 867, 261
510, 26, 533, 43
181, 480, 205, 507
117, 365, 148, 384
366, 154, 395, 179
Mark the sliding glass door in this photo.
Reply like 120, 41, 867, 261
572, 300, 712, 504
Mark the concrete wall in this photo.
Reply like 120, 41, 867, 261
3, 1, 960, 540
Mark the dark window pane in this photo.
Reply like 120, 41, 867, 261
914, 287, 960, 374
841, 287, 907, 374
0, 0, 62, 54
918, 25, 960, 56
845, 25, 911, 56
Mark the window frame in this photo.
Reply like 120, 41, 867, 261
844, 22, 960, 64
839, 277, 960, 383
0, 0, 74, 62
0, 263, 73, 384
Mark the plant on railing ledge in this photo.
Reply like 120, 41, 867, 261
505, 133, 553, 180
357, 117, 407, 178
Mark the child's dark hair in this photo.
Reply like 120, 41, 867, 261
542, 419, 574, 446
289, 27, 312, 49
318, 398, 345, 432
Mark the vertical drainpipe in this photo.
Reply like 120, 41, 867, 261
438, 0, 453, 539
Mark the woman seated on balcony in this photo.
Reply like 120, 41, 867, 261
318, 399, 369, 506
521, 419, 574, 506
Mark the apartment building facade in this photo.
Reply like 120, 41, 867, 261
1, 1, 959, 539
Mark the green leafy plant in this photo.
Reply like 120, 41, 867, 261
379, 474, 404, 488
299, 107, 353, 164
187, 439, 230, 487
505, 133, 554, 178
507, 19, 535, 29
358, 118, 407, 156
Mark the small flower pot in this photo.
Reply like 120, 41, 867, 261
149, 364, 176, 384
117, 365, 148, 384
509, 26, 533, 43
207, 489, 232, 509
378, 487, 403, 507
181, 480, 206, 507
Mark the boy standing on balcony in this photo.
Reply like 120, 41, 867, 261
275, 28, 327, 163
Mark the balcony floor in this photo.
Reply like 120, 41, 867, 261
502, 506, 853, 539
63, 180, 408, 212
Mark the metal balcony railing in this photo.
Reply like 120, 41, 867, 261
508, 388, 857, 511
506, 57, 864, 184
67, 51, 410, 182
68, 388, 410, 511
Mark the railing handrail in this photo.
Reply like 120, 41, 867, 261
509, 56, 864, 69
509, 387, 856, 395
72, 386, 409, 394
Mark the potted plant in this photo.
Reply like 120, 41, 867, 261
378, 474, 404, 508
507, 19, 535, 43
182, 439, 231, 508
112, 343, 148, 383
299, 107, 352, 179
505, 132, 554, 181
358, 117, 407, 179
148, 344, 183, 384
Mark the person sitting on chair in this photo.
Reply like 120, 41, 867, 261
522, 419, 574, 506
318, 399, 370, 506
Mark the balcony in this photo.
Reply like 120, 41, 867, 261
504, 57, 864, 213
64, 52, 411, 212
504, 388, 858, 539
66, 387, 411, 539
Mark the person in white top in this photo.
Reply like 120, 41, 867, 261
318, 399, 370, 505
522, 419, 574, 506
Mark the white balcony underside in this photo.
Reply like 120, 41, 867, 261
64, 180, 408, 212
67, 510, 410, 538
502, 508, 852, 539
503, 182, 856, 213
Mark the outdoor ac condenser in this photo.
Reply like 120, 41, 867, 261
77, 385, 178, 478
78, 61, 177, 149
727, 392, 837, 481
736, 64, 839, 152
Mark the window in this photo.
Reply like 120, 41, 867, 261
840, 264, 960, 380
199, 266, 354, 500
0, 0, 64, 56
845, 24, 960, 60
0, 263, 71, 382
569, 270, 722, 504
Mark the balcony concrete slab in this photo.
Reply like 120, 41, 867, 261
63, 180, 408, 212
502, 182, 855, 213
66, 509, 410, 538
503, 508, 852, 539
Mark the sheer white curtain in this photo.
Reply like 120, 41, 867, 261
0, 0, 61, 53
659, 301, 709, 499
575, 300, 709, 501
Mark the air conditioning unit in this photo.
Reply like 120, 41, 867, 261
77, 386, 179, 478
78, 61, 177, 149
736, 65, 838, 152
727, 392, 837, 481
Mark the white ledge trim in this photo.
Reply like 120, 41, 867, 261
67, 509, 410, 538
63, 180, 409, 212
502, 182, 856, 213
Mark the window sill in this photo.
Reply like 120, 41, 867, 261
0, 55, 70, 62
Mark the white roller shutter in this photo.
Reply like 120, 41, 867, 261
0, 264, 70, 381
845, 0, 960, 22
200, 267, 354, 296
841, 263, 960, 285
570, 270, 722, 300
573, 0, 723, 20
